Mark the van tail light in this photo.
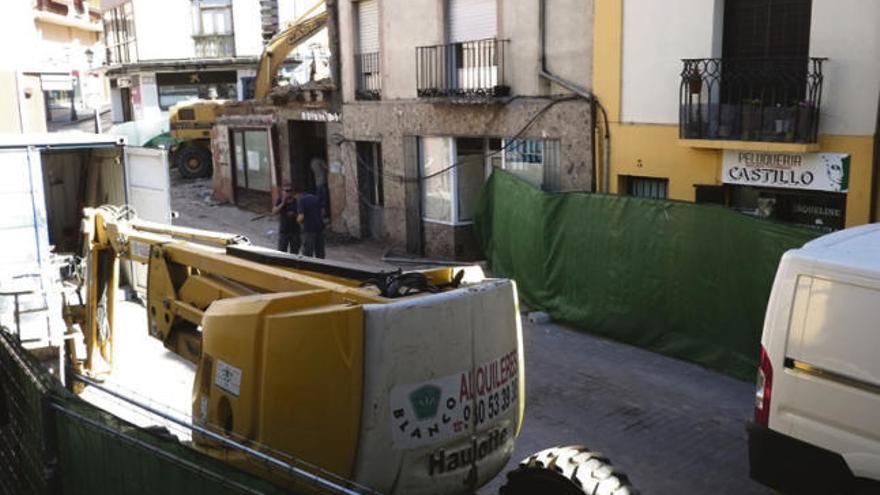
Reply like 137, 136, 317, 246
754, 345, 773, 426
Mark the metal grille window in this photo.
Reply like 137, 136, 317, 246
624, 176, 669, 200
501, 139, 561, 192
103, 2, 137, 64
192, 0, 235, 58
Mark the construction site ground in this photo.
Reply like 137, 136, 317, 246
170, 174, 397, 268
81, 171, 770, 495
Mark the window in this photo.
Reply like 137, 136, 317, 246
447, 0, 497, 42
156, 71, 237, 110
501, 139, 561, 192
354, 0, 380, 99
231, 129, 273, 193
192, 0, 234, 58
418, 137, 501, 224
419, 136, 563, 223
103, 2, 137, 64
622, 176, 669, 199
420, 137, 455, 223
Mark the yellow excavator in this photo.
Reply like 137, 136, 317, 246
61, 205, 636, 495
168, 1, 330, 178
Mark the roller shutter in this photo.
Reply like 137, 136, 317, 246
447, 0, 497, 43
357, 0, 379, 53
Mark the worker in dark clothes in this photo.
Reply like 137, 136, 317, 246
272, 183, 301, 254
294, 186, 325, 258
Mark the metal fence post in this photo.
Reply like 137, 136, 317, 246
40, 396, 62, 495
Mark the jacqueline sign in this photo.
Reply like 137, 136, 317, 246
722, 151, 849, 193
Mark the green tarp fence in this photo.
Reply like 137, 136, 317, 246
474, 170, 821, 380
0, 330, 289, 495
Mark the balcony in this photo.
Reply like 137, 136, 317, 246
355, 52, 381, 100
194, 34, 235, 58
416, 38, 510, 99
679, 58, 825, 145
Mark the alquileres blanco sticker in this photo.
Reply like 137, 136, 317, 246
389, 351, 519, 450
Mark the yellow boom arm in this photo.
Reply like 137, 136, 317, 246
68, 205, 462, 373
254, 1, 330, 99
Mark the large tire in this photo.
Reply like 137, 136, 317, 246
500, 446, 637, 495
175, 144, 212, 179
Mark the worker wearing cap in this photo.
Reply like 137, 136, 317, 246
272, 183, 301, 254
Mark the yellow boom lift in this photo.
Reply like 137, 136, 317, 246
61, 205, 636, 495
168, 2, 330, 178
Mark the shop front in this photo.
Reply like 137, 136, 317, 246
722, 150, 849, 232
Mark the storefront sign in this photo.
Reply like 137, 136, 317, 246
299, 110, 340, 122
722, 151, 849, 193
40, 73, 73, 91
117, 77, 132, 88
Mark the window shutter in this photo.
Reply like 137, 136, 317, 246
357, 0, 379, 54
447, 0, 497, 43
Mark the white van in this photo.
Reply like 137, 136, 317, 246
749, 224, 880, 494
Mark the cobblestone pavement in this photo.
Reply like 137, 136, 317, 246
480, 319, 772, 495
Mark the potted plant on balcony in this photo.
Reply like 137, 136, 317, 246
741, 99, 763, 141
686, 69, 703, 95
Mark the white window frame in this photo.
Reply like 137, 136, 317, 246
420, 137, 460, 226
420, 136, 501, 226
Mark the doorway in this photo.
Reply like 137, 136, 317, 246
356, 141, 384, 238
721, 0, 813, 105
120, 87, 133, 122
287, 120, 328, 200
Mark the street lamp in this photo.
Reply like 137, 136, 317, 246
84, 48, 101, 133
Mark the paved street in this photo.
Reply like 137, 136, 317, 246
114, 175, 772, 494
480, 318, 771, 495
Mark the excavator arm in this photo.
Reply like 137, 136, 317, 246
254, 0, 330, 99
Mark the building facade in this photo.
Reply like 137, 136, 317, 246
0, 0, 107, 131
593, 0, 880, 232
33, 0, 107, 126
208, 0, 337, 213
100, 0, 256, 124
335, 0, 596, 259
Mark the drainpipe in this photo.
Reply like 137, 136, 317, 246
538, 0, 610, 193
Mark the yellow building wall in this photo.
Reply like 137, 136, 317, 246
608, 124, 719, 201
593, 0, 877, 227
608, 123, 875, 227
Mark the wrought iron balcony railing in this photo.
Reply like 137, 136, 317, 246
416, 38, 510, 98
680, 57, 825, 143
194, 33, 235, 58
355, 52, 381, 100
